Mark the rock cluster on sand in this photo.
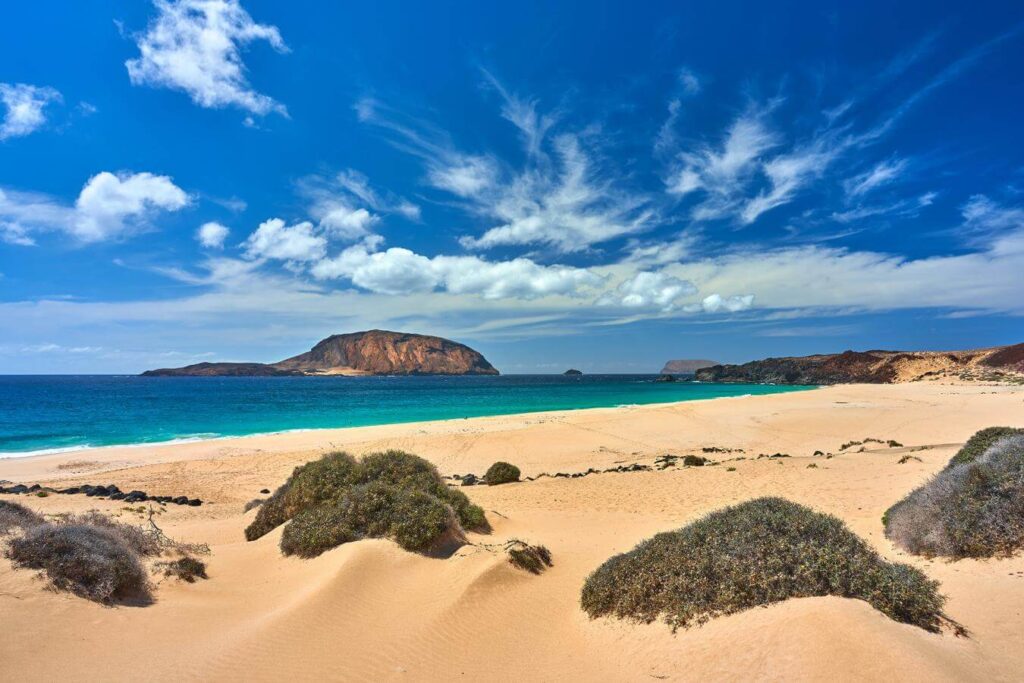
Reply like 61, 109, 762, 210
0, 483, 202, 506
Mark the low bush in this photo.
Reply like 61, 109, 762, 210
581, 497, 945, 632
0, 500, 43, 535
243, 498, 266, 512
64, 512, 162, 557
485, 461, 521, 485
682, 455, 706, 467
947, 427, 1023, 468
885, 435, 1024, 558
508, 542, 552, 574
7, 523, 151, 604
246, 450, 487, 557
159, 556, 208, 582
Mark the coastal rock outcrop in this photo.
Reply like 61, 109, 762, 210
143, 330, 499, 377
694, 343, 1024, 385
660, 359, 719, 374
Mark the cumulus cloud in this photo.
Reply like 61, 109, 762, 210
0, 172, 189, 244
243, 218, 326, 262
599, 271, 697, 311
0, 83, 62, 140
197, 221, 229, 248
126, 0, 288, 116
310, 243, 603, 299
73, 172, 190, 241
690, 293, 755, 313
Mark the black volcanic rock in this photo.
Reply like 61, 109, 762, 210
564, 369, 583, 376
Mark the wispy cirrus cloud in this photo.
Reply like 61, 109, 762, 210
355, 81, 657, 253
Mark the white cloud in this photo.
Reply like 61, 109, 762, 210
74, 172, 190, 241
243, 218, 325, 262
358, 96, 655, 252
692, 293, 755, 313
600, 271, 697, 311
482, 69, 558, 158
458, 134, 655, 252
666, 109, 780, 219
299, 169, 420, 240
311, 243, 603, 300
0, 83, 62, 140
961, 195, 1024, 235
844, 158, 909, 197
0, 172, 189, 244
126, 0, 288, 116
740, 144, 838, 224
197, 221, 229, 248
677, 67, 701, 95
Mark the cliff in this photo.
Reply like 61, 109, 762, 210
142, 330, 499, 377
694, 343, 1024, 385
660, 359, 719, 374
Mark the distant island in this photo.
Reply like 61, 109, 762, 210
143, 330, 499, 377
694, 343, 1024, 385
563, 369, 583, 376
660, 359, 720, 374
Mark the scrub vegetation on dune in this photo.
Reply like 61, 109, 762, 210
885, 433, 1024, 558
2, 502, 208, 604
7, 524, 152, 604
245, 450, 488, 558
581, 497, 946, 632
484, 461, 520, 485
946, 427, 1023, 468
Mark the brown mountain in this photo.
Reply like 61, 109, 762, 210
660, 359, 720, 374
694, 343, 1024, 385
142, 330, 499, 377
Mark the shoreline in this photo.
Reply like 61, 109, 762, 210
3, 380, 1024, 680
0, 383, 816, 461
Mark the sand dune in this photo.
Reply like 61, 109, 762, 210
2, 382, 1024, 681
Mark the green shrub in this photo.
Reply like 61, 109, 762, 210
159, 556, 208, 582
948, 427, 1023, 467
247, 450, 487, 556
280, 482, 458, 557
280, 503, 360, 558
885, 435, 1024, 558
7, 523, 151, 604
581, 497, 945, 632
485, 461, 521, 485
507, 542, 552, 573
0, 500, 43, 535
245, 452, 360, 541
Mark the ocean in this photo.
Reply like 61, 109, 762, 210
0, 375, 814, 457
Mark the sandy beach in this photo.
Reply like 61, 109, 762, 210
2, 381, 1024, 681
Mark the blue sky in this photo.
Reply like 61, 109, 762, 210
1, 0, 1023, 373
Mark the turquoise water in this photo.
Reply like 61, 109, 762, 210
0, 375, 814, 457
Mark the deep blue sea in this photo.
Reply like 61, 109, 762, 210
0, 375, 814, 457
